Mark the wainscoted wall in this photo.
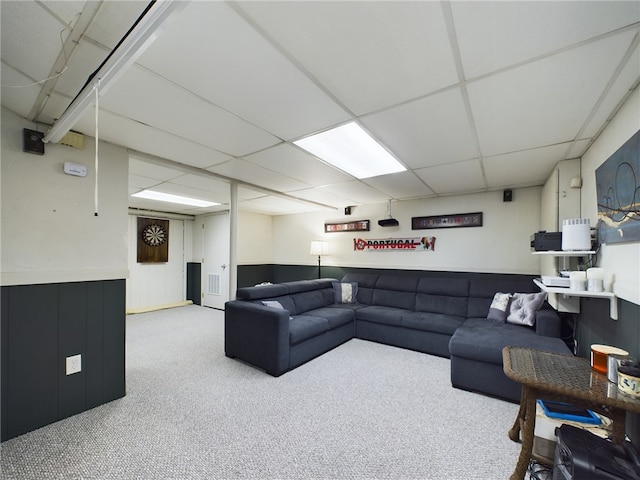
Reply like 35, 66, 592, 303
1, 280, 126, 442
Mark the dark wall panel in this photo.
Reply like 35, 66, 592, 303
7, 284, 58, 439
102, 280, 126, 402
58, 282, 87, 420
1, 279, 126, 441
1, 287, 9, 441
186, 262, 201, 305
86, 281, 105, 409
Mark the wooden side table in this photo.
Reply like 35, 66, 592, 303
502, 347, 640, 480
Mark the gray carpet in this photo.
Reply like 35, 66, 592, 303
1, 305, 525, 479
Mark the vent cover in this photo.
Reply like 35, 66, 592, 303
207, 273, 221, 295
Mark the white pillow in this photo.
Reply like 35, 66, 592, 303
506, 292, 547, 326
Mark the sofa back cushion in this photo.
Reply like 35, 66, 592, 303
341, 273, 379, 305
415, 277, 469, 317
236, 283, 288, 300
372, 275, 419, 310
467, 278, 536, 318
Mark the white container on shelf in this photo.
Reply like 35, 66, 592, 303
562, 218, 591, 251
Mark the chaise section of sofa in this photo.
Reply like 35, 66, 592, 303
449, 278, 572, 402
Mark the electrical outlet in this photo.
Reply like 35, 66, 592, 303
66, 354, 82, 375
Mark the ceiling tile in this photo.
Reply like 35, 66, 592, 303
242, 144, 353, 186
321, 181, 390, 205
83, 1, 150, 49
129, 173, 162, 190
129, 157, 185, 182
71, 109, 232, 170
0, 66, 40, 119
137, 1, 350, 141
581, 41, 640, 139
566, 139, 593, 159
1, 1, 64, 82
415, 159, 485, 195
362, 88, 478, 169
99, 65, 280, 157
482, 143, 573, 189
284, 187, 356, 210
452, 1, 640, 79
468, 30, 638, 157
362, 171, 434, 200
239, 194, 327, 215
53, 40, 109, 99
208, 158, 309, 192
238, 1, 458, 115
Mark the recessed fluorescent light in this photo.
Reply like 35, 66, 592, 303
132, 190, 219, 208
294, 122, 406, 179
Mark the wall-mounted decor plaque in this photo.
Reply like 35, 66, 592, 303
137, 217, 169, 263
325, 219, 370, 233
411, 212, 483, 230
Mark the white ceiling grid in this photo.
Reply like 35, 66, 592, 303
1, 0, 639, 216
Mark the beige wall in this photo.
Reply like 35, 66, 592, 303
1, 108, 129, 286
272, 187, 543, 275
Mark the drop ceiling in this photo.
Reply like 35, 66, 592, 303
2, 1, 639, 216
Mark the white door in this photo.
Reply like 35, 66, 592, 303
202, 213, 230, 309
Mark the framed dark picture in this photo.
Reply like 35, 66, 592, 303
325, 219, 370, 233
596, 129, 640, 244
411, 212, 483, 230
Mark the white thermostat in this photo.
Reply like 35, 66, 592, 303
63, 161, 87, 177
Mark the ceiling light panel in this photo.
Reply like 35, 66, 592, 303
131, 189, 219, 207
294, 122, 406, 179
237, 1, 458, 115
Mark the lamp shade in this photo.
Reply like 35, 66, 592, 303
310, 241, 328, 256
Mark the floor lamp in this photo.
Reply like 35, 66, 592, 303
310, 241, 329, 279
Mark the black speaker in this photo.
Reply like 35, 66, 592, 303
344, 206, 352, 215
23, 128, 44, 155
503, 189, 513, 202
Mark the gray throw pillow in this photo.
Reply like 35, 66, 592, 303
332, 281, 358, 304
487, 292, 511, 322
506, 292, 547, 326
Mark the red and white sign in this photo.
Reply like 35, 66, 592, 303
353, 237, 436, 252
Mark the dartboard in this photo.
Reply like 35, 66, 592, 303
142, 224, 167, 247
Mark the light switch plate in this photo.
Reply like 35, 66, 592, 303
66, 354, 82, 375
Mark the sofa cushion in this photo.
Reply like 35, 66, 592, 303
402, 312, 465, 335
449, 318, 570, 365
355, 306, 405, 327
467, 278, 536, 318
332, 281, 358, 304
372, 276, 418, 310
291, 290, 329, 315
289, 316, 329, 345
305, 307, 355, 330
487, 293, 512, 323
341, 274, 379, 304
506, 292, 547, 326
237, 283, 288, 300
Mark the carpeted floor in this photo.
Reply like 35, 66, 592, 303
1, 305, 527, 479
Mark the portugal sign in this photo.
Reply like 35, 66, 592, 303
354, 237, 436, 252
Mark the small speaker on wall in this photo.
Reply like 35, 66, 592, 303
23, 128, 45, 155
344, 206, 352, 215
503, 189, 513, 202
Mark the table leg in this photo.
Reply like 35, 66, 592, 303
510, 387, 538, 480
508, 387, 527, 443
610, 409, 626, 444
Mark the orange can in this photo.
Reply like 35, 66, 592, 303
590, 344, 628, 374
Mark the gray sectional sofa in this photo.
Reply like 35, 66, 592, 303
224, 273, 572, 402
